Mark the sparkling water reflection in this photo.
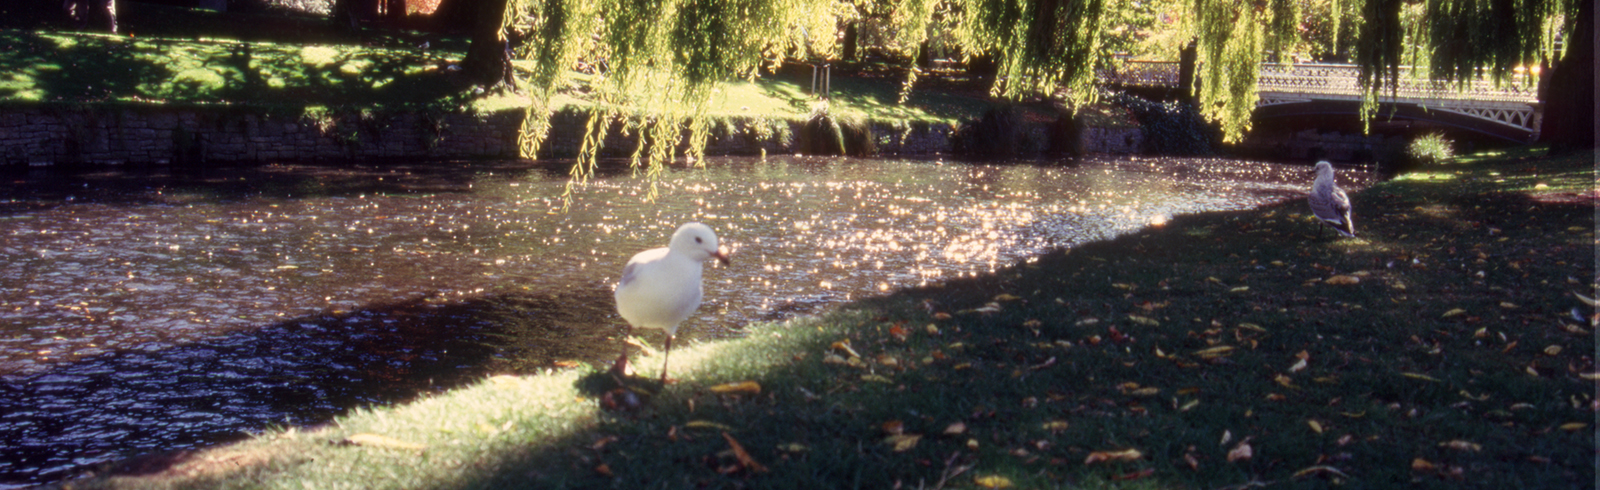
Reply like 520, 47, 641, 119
0, 155, 1373, 485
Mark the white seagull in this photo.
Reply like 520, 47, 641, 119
612, 222, 729, 382
1308, 161, 1355, 238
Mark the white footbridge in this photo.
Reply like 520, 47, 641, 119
1105, 61, 1543, 141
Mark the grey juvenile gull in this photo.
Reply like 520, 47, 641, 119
1308, 161, 1356, 237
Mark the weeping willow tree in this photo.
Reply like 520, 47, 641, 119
500, 0, 830, 201
1186, 0, 1299, 143
1354, 0, 1584, 139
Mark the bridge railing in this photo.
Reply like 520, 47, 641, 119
1102, 60, 1539, 103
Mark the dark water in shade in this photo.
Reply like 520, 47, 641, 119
0, 155, 1374, 486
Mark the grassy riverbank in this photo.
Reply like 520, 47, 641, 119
59, 148, 1594, 489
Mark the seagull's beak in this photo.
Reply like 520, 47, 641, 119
712, 249, 730, 265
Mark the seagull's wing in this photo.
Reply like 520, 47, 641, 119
618, 261, 640, 289
1331, 187, 1351, 215
617, 247, 668, 290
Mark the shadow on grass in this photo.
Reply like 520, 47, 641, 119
437, 156, 1589, 489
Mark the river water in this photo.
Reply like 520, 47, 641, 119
0, 155, 1373, 486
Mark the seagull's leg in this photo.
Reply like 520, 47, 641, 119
611, 325, 632, 377
659, 334, 673, 384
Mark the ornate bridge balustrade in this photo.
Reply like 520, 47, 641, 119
1101, 60, 1543, 141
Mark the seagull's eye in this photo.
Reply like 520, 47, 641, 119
695, 237, 703, 244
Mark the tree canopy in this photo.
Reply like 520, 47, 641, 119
486, 0, 1587, 164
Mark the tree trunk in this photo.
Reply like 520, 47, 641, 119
1537, 0, 1595, 150
458, 0, 512, 88
1178, 38, 1198, 103
842, 22, 858, 62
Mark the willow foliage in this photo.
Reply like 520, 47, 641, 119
1355, 0, 1579, 126
505, 0, 817, 201
953, 0, 1109, 109
1189, 0, 1298, 143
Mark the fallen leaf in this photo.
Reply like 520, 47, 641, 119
1041, 420, 1069, 432
1543, 345, 1563, 356
1226, 440, 1253, 462
831, 340, 860, 358
1193, 345, 1235, 359
1559, 422, 1588, 431
1229, 286, 1249, 293
1289, 357, 1308, 373
994, 293, 1023, 302
709, 381, 761, 395
594, 463, 612, 476
974, 475, 1014, 489
1292, 465, 1350, 479
721, 432, 768, 473
1126, 314, 1160, 326
1412, 458, 1436, 471
776, 442, 809, 453
1307, 420, 1323, 434
883, 433, 921, 452
1237, 323, 1267, 332
944, 422, 967, 435
685, 420, 734, 432
1085, 448, 1143, 464
344, 433, 425, 451
1438, 440, 1481, 452
1401, 372, 1440, 382
881, 420, 905, 435
1275, 373, 1301, 388
1113, 468, 1156, 480
888, 324, 909, 340
1442, 308, 1467, 318
1325, 275, 1360, 285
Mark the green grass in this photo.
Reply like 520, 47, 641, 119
64, 148, 1596, 489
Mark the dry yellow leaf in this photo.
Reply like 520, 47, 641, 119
1543, 345, 1563, 356
685, 420, 734, 431
1559, 422, 1588, 431
1237, 323, 1267, 332
974, 475, 1014, 489
1041, 420, 1069, 432
1229, 286, 1250, 293
1085, 448, 1143, 464
709, 381, 761, 395
1307, 420, 1323, 434
944, 422, 967, 435
1441, 308, 1467, 318
1412, 458, 1436, 471
1193, 345, 1235, 358
1127, 314, 1160, 326
344, 433, 425, 451
1438, 440, 1482, 452
994, 293, 1023, 301
1130, 387, 1161, 397
831, 340, 860, 358
1325, 275, 1360, 285
722, 432, 769, 473
883, 433, 921, 452
1401, 372, 1440, 382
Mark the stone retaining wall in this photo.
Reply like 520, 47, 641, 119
0, 105, 1140, 167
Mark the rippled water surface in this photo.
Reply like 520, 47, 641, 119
0, 155, 1374, 485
